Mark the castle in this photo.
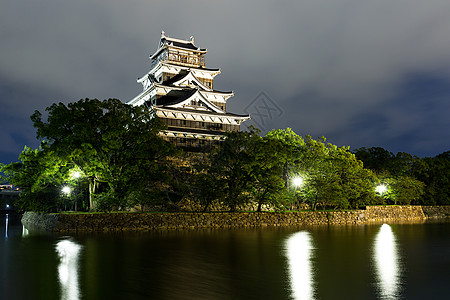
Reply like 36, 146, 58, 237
127, 32, 250, 150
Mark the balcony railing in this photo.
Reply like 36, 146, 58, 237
152, 49, 205, 68
167, 50, 205, 67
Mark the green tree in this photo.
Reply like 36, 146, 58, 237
248, 135, 290, 212
420, 151, 450, 205
1, 146, 64, 212
265, 128, 305, 189
375, 175, 425, 205
354, 146, 429, 205
192, 171, 223, 212
391, 152, 428, 178
295, 137, 357, 210
266, 130, 377, 210
30, 98, 176, 210
205, 130, 258, 211
325, 144, 378, 209
391, 175, 425, 205
353, 147, 394, 172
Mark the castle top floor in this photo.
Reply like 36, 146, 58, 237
150, 31, 207, 69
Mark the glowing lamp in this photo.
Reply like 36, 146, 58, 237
293, 177, 304, 187
62, 186, 72, 195
376, 184, 387, 195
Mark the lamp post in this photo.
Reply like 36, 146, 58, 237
375, 184, 387, 195
291, 176, 304, 210
62, 186, 71, 194
62, 186, 71, 211
292, 177, 304, 188
375, 184, 388, 205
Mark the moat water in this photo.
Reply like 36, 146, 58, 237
1, 214, 449, 300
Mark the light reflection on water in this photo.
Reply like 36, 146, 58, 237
56, 239, 83, 300
4, 214, 8, 238
22, 225, 29, 237
2, 218, 448, 300
374, 224, 401, 299
285, 231, 315, 300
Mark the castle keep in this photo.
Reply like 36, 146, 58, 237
128, 32, 250, 150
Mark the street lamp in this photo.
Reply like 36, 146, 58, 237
62, 186, 71, 195
292, 176, 304, 187
290, 176, 304, 211
62, 186, 71, 211
375, 184, 387, 195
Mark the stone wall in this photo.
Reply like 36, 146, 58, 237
363, 205, 426, 223
422, 205, 450, 219
21, 205, 449, 232
21, 211, 59, 232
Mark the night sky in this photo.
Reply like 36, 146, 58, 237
1, 0, 450, 165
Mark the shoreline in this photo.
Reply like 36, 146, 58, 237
21, 205, 450, 232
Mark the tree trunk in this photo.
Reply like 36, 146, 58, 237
257, 202, 262, 212
89, 178, 98, 210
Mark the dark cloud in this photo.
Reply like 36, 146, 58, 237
2, 0, 450, 164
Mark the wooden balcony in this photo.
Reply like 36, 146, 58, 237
152, 49, 206, 68
167, 49, 205, 67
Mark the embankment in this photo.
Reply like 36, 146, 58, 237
21, 205, 450, 232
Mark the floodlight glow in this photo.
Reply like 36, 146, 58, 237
56, 239, 82, 300
285, 231, 315, 300
376, 184, 387, 195
5, 213, 8, 238
62, 186, 71, 195
22, 226, 29, 237
72, 171, 81, 179
374, 224, 400, 299
293, 177, 304, 187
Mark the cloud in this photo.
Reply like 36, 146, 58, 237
1, 0, 450, 161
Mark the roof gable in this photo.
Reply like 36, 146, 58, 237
171, 71, 212, 91
165, 89, 223, 113
159, 31, 206, 52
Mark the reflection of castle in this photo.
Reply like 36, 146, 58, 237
128, 32, 250, 150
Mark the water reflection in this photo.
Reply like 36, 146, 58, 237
5, 214, 8, 238
285, 231, 315, 300
56, 239, 83, 300
22, 225, 29, 237
374, 224, 400, 299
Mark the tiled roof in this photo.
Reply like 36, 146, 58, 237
161, 38, 206, 51
156, 106, 250, 118
154, 89, 197, 106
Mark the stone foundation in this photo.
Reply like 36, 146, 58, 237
21, 211, 59, 232
421, 205, 450, 219
21, 205, 449, 232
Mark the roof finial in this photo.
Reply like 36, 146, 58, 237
161, 30, 166, 38
190, 36, 194, 44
